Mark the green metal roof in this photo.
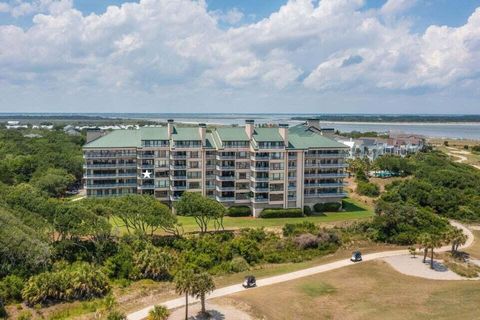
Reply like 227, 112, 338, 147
288, 125, 348, 149
252, 127, 284, 142
215, 127, 249, 141
140, 127, 169, 140
205, 133, 215, 149
84, 130, 140, 148
172, 127, 200, 141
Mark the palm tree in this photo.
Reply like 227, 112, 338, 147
191, 272, 215, 316
418, 233, 431, 263
448, 227, 468, 254
148, 305, 170, 320
174, 268, 195, 320
429, 234, 444, 269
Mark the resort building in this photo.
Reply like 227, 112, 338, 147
83, 120, 349, 216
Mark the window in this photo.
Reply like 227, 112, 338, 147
155, 179, 169, 188
187, 171, 202, 179
270, 173, 284, 181
189, 161, 200, 169
189, 151, 199, 158
156, 160, 168, 168
270, 163, 284, 170
142, 140, 169, 147
237, 172, 248, 180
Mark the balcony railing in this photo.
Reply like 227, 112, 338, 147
84, 163, 137, 168
216, 186, 235, 192
84, 153, 136, 159
304, 183, 347, 188
250, 176, 269, 182
250, 166, 269, 172
170, 175, 187, 180
216, 176, 235, 181
216, 155, 236, 160
250, 186, 269, 192
304, 163, 348, 169
216, 165, 236, 171
252, 197, 268, 203
216, 196, 235, 202
170, 165, 187, 170
304, 173, 348, 178
305, 153, 348, 158
137, 154, 155, 159
304, 192, 348, 198
84, 173, 137, 178
86, 183, 137, 189
138, 184, 155, 190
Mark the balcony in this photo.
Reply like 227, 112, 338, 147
170, 185, 187, 191
251, 197, 268, 203
250, 176, 269, 182
216, 186, 235, 192
288, 185, 296, 190
250, 155, 269, 161
84, 163, 137, 168
205, 174, 216, 179
250, 166, 269, 172
206, 184, 216, 189
205, 164, 216, 169
170, 165, 187, 170
305, 153, 348, 159
138, 164, 155, 169
304, 183, 347, 188
138, 184, 155, 190
170, 154, 187, 160
170, 195, 181, 201
216, 176, 235, 181
288, 196, 297, 201
86, 183, 137, 189
216, 196, 235, 202
304, 192, 348, 198
250, 186, 269, 192
84, 173, 137, 179
304, 163, 348, 169
304, 173, 348, 179
216, 165, 236, 171
216, 155, 236, 160
170, 175, 187, 180
84, 153, 136, 159
137, 154, 155, 159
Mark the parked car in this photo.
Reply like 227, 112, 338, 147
242, 275, 256, 288
350, 251, 362, 262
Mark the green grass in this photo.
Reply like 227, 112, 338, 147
177, 198, 373, 233
299, 282, 336, 297
110, 198, 373, 234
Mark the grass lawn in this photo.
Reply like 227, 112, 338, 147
226, 260, 480, 320
177, 198, 373, 233
110, 198, 373, 234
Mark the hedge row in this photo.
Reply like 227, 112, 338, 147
226, 206, 251, 217
313, 202, 342, 213
259, 208, 304, 218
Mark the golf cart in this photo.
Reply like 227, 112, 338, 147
242, 275, 256, 288
350, 251, 362, 262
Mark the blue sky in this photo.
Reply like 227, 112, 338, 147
0, 0, 480, 114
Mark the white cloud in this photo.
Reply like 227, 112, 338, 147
381, 0, 417, 16
0, 0, 479, 112
214, 7, 244, 25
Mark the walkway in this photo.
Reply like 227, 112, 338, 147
126, 221, 474, 320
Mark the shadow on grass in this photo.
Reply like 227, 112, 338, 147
343, 200, 368, 213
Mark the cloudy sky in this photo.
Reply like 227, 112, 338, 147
0, 0, 479, 114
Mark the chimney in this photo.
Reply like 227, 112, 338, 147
198, 123, 206, 146
167, 119, 174, 139
306, 118, 320, 130
245, 119, 254, 139
279, 123, 289, 146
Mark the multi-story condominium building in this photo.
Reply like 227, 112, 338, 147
83, 119, 349, 216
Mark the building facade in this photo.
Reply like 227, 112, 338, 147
83, 120, 349, 216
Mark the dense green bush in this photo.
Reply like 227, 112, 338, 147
356, 181, 380, 197
313, 202, 342, 212
226, 206, 251, 217
303, 205, 312, 216
22, 262, 110, 306
229, 257, 250, 273
259, 208, 303, 218
283, 222, 317, 237
0, 275, 24, 303
472, 145, 480, 153
148, 305, 170, 320
132, 244, 175, 281
107, 310, 127, 320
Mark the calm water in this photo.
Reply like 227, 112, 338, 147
2, 113, 479, 140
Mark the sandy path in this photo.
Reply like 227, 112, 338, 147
127, 221, 474, 320
446, 147, 480, 169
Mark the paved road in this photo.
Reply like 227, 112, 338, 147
127, 221, 473, 320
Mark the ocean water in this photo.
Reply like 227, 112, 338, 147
1, 113, 479, 140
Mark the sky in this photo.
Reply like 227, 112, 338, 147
0, 0, 480, 114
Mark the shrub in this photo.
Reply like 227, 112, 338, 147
0, 275, 24, 303
229, 257, 250, 273
259, 208, 303, 218
107, 310, 127, 320
226, 206, 251, 217
132, 244, 175, 281
22, 262, 110, 306
283, 222, 317, 237
356, 181, 380, 197
314, 202, 342, 212
472, 145, 480, 153
18, 311, 32, 320
293, 234, 320, 249
303, 206, 312, 216
148, 305, 170, 320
